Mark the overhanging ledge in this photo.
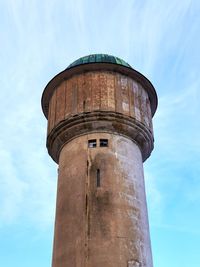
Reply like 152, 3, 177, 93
47, 111, 154, 163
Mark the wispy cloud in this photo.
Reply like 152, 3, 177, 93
0, 145, 27, 224
0, 94, 57, 228
154, 76, 200, 161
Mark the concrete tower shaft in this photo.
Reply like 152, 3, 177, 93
41, 54, 157, 267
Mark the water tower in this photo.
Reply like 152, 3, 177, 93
41, 54, 157, 267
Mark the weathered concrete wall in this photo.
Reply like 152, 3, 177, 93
52, 133, 153, 267
47, 71, 153, 135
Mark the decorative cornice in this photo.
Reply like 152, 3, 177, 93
47, 111, 154, 163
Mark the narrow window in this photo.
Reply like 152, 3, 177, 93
97, 169, 100, 187
88, 139, 96, 148
83, 100, 86, 111
100, 139, 108, 147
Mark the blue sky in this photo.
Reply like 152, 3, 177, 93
0, 0, 199, 266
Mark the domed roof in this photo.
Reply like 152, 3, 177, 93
67, 54, 132, 69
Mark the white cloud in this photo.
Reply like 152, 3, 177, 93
145, 169, 164, 224
0, 145, 27, 224
154, 76, 200, 162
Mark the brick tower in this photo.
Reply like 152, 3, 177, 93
41, 54, 157, 267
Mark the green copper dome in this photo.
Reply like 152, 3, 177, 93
67, 54, 132, 69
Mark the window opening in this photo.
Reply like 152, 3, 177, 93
97, 169, 100, 187
88, 139, 96, 148
100, 139, 108, 147
83, 100, 86, 111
